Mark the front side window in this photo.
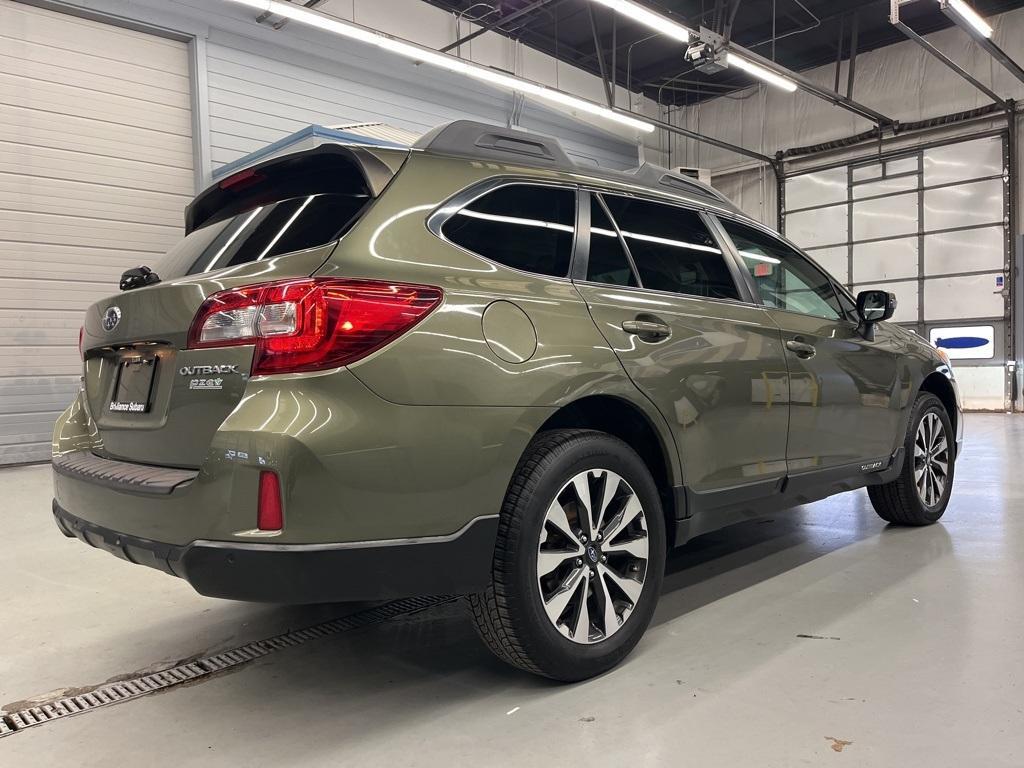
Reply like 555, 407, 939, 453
441, 184, 575, 277
720, 219, 843, 320
602, 195, 739, 300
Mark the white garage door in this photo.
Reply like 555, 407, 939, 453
782, 133, 1011, 411
0, 1, 194, 464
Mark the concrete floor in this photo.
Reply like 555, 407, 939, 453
1, 413, 1021, 766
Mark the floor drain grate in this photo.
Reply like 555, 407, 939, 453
0, 595, 452, 739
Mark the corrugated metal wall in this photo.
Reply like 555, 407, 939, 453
203, 33, 639, 174
0, 0, 194, 464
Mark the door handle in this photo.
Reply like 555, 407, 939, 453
786, 339, 817, 359
622, 318, 671, 341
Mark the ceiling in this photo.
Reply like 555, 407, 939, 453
420, 0, 1024, 106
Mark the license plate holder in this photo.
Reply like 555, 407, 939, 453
109, 357, 157, 414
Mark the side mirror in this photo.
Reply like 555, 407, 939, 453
856, 290, 896, 341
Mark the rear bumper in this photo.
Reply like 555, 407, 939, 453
53, 500, 498, 604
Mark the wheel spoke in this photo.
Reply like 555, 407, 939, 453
538, 549, 579, 577
543, 565, 586, 624
572, 475, 594, 539
593, 471, 620, 541
601, 495, 642, 543
603, 535, 648, 559
545, 499, 580, 545
599, 563, 643, 605
596, 570, 620, 639
571, 572, 591, 641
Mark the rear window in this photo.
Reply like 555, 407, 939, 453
157, 152, 372, 279
158, 193, 368, 277
440, 184, 576, 277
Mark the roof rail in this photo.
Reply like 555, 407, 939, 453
414, 120, 732, 207
624, 163, 732, 204
414, 120, 571, 166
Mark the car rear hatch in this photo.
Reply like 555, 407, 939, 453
79, 144, 408, 468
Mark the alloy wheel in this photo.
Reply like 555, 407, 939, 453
536, 469, 650, 644
914, 411, 949, 508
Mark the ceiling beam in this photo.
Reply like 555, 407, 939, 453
938, 0, 1024, 84
613, 107, 777, 164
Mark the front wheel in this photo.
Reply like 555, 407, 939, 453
468, 429, 666, 681
868, 392, 955, 525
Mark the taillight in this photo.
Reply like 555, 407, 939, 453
188, 278, 442, 375
257, 470, 283, 531
78, 326, 84, 360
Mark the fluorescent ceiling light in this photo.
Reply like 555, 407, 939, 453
221, 0, 654, 133
943, 0, 993, 38
738, 250, 781, 264
589, 0, 690, 44
726, 53, 798, 92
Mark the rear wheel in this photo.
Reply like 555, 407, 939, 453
468, 429, 665, 681
868, 392, 955, 525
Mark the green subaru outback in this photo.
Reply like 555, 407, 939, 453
52, 120, 962, 680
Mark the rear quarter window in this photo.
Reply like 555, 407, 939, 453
440, 184, 576, 278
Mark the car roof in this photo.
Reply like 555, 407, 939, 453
412, 120, 742, 215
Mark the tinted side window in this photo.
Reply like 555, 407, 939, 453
603, 195, 739, 300
441, 184, 575, 277
720, 219, 842, 320
587, 196, 638, 287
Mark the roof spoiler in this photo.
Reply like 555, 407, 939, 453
185, 144, 404, 235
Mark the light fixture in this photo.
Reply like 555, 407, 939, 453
725, 53, 798, 92
588, 0, 690, 44
221, 0, 655, 133
943, 0, 993, 38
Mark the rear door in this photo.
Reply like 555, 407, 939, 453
78, 147, 404, 467
573, 191, 790, 500
712, 216, 902, 472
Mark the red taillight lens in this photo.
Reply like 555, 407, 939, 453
187, 279, 442, 375
78, 326, 85, 360
257, 470, 283, 531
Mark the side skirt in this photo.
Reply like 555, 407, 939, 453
672, 447, 905, 548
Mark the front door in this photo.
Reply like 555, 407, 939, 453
574, 192, 790, 499
713, 216, 902, 473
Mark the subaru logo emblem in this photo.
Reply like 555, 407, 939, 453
586, 545, 599, 564
102, 306, 121, 332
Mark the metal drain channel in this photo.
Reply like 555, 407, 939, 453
0, 595, 452, 739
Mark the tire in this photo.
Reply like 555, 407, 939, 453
468, 429, 666, 681
868, 392, 955, 526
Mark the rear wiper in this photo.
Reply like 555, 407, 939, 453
120, 265, 161, 291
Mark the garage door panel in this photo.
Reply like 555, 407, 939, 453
0, 243, 165, 281
0, 308, 86, 346
0, 176, 189, 228
0, 278, 118, 312
923, 178, 1004, 231
0, 50, 190, 107
924, 226, 1005, 276
924, 274, 1005, 321
852, 237, 919, 282
1, 35, 189, 94
0, 347, 80, 376
2, 105, 194, 166
923, 136, 1003, 186
0, 211, 181, 253
0, 375, 79, 414
0, 72, 192, 137
0, 143, 193, 192
0, 4, 187, 72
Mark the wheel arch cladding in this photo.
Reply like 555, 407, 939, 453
919, 372, 958, 438
536, 394, 679, 541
